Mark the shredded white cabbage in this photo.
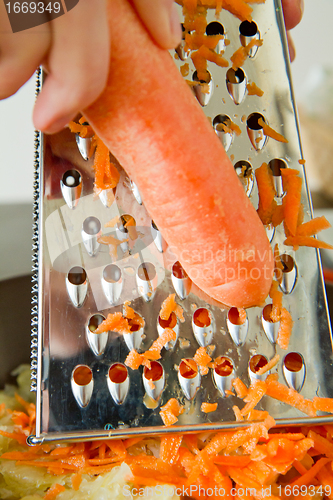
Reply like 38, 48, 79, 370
0, 366, 179, 500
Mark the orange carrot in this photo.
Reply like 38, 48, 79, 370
289, 457, 330, 487
313, 397, 333, 414
258, 117, 288, 143
281, 168, 302, 236
84, 0, 274, 309
284, 235, 333, 251
255, 354, 280, 375
276, 308, 293, 350
255, 162, 277, 226
232, 377, 249, 399
201, 402, 218, 413
43, 484, 66, 500
159, 294, 184, 322
159, 398, 184, 426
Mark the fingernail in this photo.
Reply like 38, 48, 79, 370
170, 2, 182, 46
300, 0, 304, 17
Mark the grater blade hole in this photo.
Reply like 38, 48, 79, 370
119, 214, 136, 233
269, 158, 287, 177
137, 262, 156, 281
88, 314, 105, 332
172, 261, 188, 279
206, 21, 224, 36
284, 352, 303, 373
249, 354, 268, 374
109, 363, 128, 384
62, 169, 81, 188
83, 216, 101, 236
193, 308, 211, 327
247, 112, 265, 131
214, 356, 233, 376
193, 70, 212, 85
103, 264, 121, 283
68, 266, 86, 285
239, 20, 258, 37
73, 365, 92, 386
179, 359, 198, 379
144, 361, 163, 382
158, 311, 177, 329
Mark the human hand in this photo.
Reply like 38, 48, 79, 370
282, 0, 304, 61
0, 0, 182, 134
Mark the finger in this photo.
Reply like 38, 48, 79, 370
0, 3, 51, 99
132, 0, 182, 50
282, 0, 304, 31
33, 0, 110, 134
287, 31, 296, 62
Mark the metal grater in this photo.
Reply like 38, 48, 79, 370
29, 0, 333, 446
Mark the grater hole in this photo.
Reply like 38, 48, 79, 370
234, 161, 254, 196
151, 220, 158, 231
214, 356, 233, 376
68, 266, 86, 285
280, 254, 295, 274
103, 264, 121, 283
249, 354, 268, 374
228, 307, 246, 326
247, 112, 265, 130
213, 114, 233, 152
179, 359, 198, 379
284, 352, 303, 372
239, 20, 258, 37
137, 262, 156, 281
88, 314, 105, 332
144, 361, 163, 382
119, 214, 136, 233
62, 169, 81, 188
269, 158, 287, 198
206, 21, 224, 36
158, 311, 177, 329
172, 261, 188, 279
73, 365, 92, 386
227, 67, 245, 85
262, 304, 275, 323
109, 363, 128, 384
193, 308, 211, 327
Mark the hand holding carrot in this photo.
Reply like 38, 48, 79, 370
0, 0, 182, 134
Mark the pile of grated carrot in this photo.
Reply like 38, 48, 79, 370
2, 390, 333, 499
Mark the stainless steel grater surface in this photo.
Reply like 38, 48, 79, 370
29, 0, 333, 445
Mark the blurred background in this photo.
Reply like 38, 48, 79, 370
0, 0, 333, 383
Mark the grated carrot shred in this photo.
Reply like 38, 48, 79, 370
258, 117, 288, 143
246, 81, 264, 96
